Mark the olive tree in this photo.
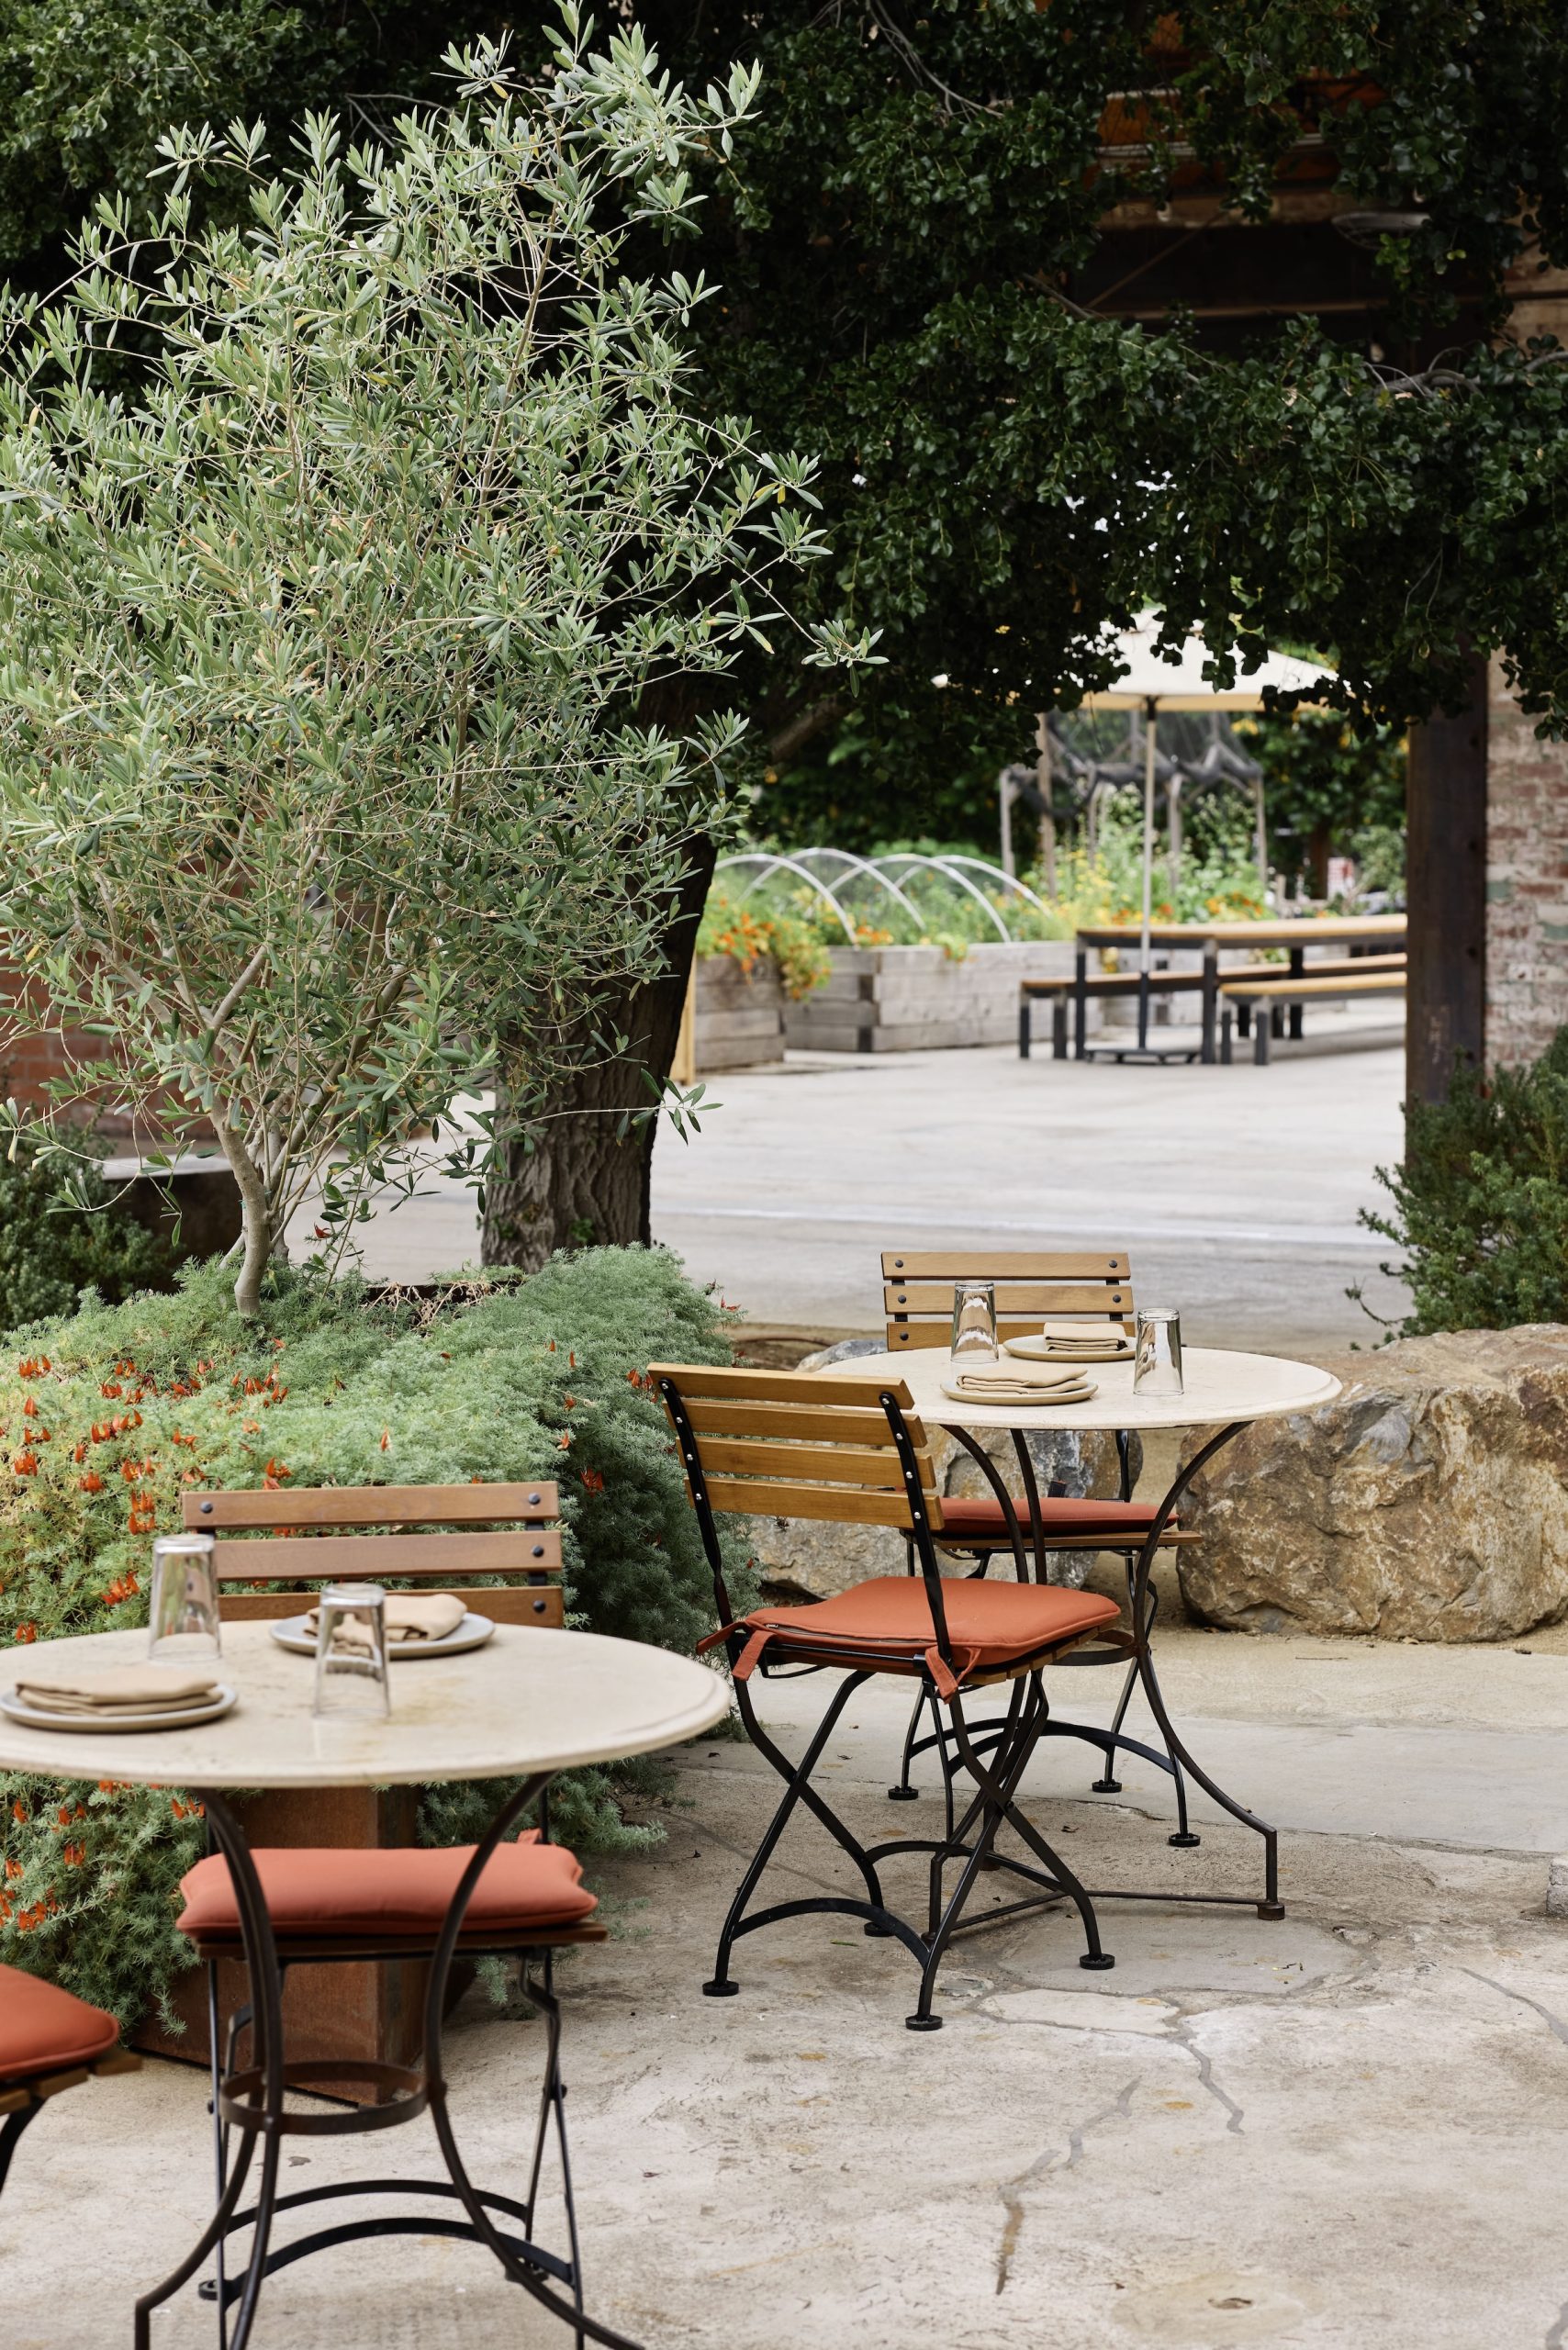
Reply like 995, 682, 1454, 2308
0, 10, 869, 1313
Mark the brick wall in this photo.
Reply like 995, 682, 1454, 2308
1485, 659, 1568, 1070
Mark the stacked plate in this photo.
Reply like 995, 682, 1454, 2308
1, 1664, 235, 1733
1005, 1319, 1134, 1368
940, 1360, 1098, 1407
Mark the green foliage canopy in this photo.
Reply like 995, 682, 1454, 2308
622, 1, 1568, 814
0, 17, 873, 1314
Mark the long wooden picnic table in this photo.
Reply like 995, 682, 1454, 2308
1068, 912, 1406, 1063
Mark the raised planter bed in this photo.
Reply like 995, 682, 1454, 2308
694, 953, 787, 1070
784, 939, 1081, 1053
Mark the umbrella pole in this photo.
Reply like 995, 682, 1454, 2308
1139, 694, 1157, 1051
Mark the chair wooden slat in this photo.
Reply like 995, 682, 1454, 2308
184, 1482, 556, 1532
880, 1250, 1129, 1279
693, 1437, 918, 1490
680, 1398, 911, 1446
648, 1362, 919, 1416
883, 1280, 1132, 1315
700, 1475, 946, 1530
211, 1530, 561, 1583
218, 1586, 567, 1626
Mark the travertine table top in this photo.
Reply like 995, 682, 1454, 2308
852, 1345, 1341, 1436
0, 1621, 730, 1789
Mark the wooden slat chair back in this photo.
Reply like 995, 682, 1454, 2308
648, 1363, 946, 1539
882, 1248, 1135, 1351
182, 1481, 563, 1628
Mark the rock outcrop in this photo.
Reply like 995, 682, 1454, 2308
1176, 1326, 1568, 1640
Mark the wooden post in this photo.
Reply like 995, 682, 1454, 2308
1406, 655, 1487, 1103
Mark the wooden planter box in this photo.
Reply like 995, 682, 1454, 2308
784, 940, 1081, 1053
134, 1785, 444, 2106
695, 953, 787, 1071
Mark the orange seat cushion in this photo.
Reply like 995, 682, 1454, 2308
938, 1495, 1169, 1543
176, 1832, 597, 1943
739, 1575, 1121, 1682
0, 1964, 119, 2084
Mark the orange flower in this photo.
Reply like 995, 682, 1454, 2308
11, 1800, 26, 1823
580, 1468, 606, 1494
21, 1397, 38, 1418
14, 1452, 38, 1476
379, 1429, 391, 1451
80, 1472, 104, 1494
14, 1623, 37, 1643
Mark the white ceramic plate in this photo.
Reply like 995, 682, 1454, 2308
0, 1684, 237, 1734
268, 1610, 497, 1660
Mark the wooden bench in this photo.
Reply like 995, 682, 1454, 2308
1220, 969, 1407, 1064
1020, 954, 1405, 1064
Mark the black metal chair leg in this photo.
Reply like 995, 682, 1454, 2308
707, 1673, 883, 1993
0, 2102, 39, 2200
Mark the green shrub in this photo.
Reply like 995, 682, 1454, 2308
0, 1248, 747, 2026
1361, 1028, 1568, 1336
0, 1132, 180, 1331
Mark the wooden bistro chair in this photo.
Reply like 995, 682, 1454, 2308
880, 1248, 1201, 1837
1, 1966, 139, 2206
651, 1362, 1124, 2030
168, 1482, 606, 2335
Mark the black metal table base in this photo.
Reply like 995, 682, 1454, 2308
134, 1777, 643, 2350
897, 1419, 1283, 1920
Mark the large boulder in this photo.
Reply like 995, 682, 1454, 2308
1176, 1326, 1568, 1640
750, 1338, 1141, 1601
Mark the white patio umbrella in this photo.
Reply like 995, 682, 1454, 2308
1073, 617, 1335, 1049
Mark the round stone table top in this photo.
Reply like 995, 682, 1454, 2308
0, 1621, 730, 1790
849, 1345, 1341, 1436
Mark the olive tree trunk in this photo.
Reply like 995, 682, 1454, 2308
480, 840, 714, 1270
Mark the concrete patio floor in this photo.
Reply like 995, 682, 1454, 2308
296, 1023, 1411, 1355
10, 1631, 1568, 2350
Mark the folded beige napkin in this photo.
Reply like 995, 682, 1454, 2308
13, 1665, 218, 1717
1006, 1322, 1133, 1362
305, 1594, 467, 1651
947, 1360, 1089, 1393
941, 1370, 1097, 1406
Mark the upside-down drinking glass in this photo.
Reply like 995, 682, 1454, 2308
1133, 1307, 1184, 1397
148, 1533, 222, 1664
312, 1584, 391, 1719
950, 1279, 999, 1362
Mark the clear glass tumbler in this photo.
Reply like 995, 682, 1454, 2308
1134, 1307, 1184, 1396
950, 1278, 999, 1361
312, 1583, 391, 1719
148, 1533, 222, 1664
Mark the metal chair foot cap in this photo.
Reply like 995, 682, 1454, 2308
887, 1785, 920, 1801
905, 2014, 943, 2031
1257, 1903, 1285, 1920
864, 1921, 894, 1938
1168, 1831, 1201, 1848
197, 2283, 217, 2303
1079, 1953, 1115, 1971
702, 1979, 741, 1998
1091, 1778, 1122, 1794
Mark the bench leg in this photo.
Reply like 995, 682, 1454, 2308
1238, 1002, 1251, 1040
1052, 999, 1068, 1060
1254, 1013, 1271, 1066
1019, 998, 1031, 1059
1220, 1011, 1233, 1066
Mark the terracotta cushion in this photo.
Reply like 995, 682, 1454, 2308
937, 1495, 1170, 1543
0, 1963, 120, 2084
738, 1575, 1121, 1684
175, 1831, 597, 1943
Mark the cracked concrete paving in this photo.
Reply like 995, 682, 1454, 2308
7, 1642, 1568, 2350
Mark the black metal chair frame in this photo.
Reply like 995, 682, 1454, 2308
135, 1781, 643, 2350
662, 1377, 1123, 2032
895, 1420, 1284, 1920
